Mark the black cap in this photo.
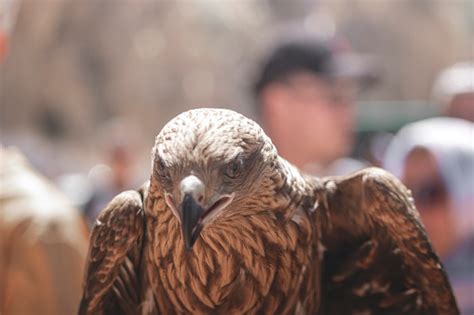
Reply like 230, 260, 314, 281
253, 38, 376, 97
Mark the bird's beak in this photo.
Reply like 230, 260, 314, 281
174, 175, 234, 250
180, 192, 205, 250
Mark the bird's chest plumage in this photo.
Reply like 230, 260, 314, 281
143, 209, 315, 315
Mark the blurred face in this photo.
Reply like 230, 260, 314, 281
402, 148, 457, 257
261, 71, 356, 168
446, 92, 474, 122
109, 146, 132, 190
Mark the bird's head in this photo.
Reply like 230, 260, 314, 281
151, 108, 280, 250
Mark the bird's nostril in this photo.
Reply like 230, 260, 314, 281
198, 195, 204, 203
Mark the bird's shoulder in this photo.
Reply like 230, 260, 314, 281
79, 184, 148, 315
307, 167, 459, 314
88, 188, 147, 258
316, 167, 419, 230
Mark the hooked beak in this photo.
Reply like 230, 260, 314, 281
180, 193, 205, 250
165, 175, 234, 250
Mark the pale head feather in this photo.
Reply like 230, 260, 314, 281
150, 108, 282, 222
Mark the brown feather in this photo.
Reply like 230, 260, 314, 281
316, 167, 459, 314
79, 187, 146, 315
79, 109, 458, 315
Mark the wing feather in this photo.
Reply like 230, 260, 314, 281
315, 167, 459, 315
78, 186, 147, 315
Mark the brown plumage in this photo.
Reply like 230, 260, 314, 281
79, 108, 459, 315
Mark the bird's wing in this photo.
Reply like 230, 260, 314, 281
78, 184, 147, 315
313, 167, 459, 315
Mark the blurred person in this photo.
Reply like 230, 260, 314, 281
83, 119, 144, 225
252, 37, 376, 176
0, 147, 89, 315
84, 144, 135, 225
0, 7, 88, 313
433, 62, 474, 122
384, 117, 474, 314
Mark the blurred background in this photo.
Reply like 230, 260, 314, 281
1, 0, 473, 180
0, 0, 473, 314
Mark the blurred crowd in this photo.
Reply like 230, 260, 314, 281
0, 1, 473, 314
250, 36, 473, 313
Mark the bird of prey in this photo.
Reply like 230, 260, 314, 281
79, 108, 459, 315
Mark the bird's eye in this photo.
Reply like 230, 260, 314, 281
156, 158, 167, 172
225, 157, 244, 179
155, 158, 171, 183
